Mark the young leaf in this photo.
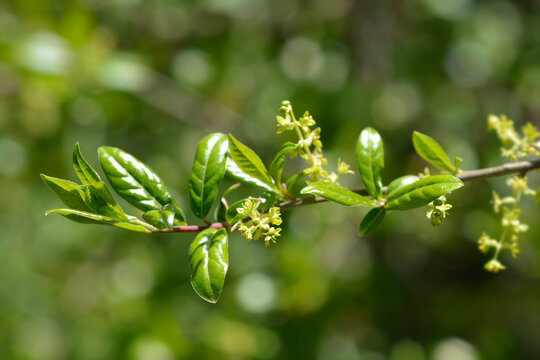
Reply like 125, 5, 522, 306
285, 172, 305, 190
188, 133, 229, 220
225, 199, 249, 228
359, 207, 386, 236
227, 135, 279, 193
40, 174, 93, 212
189, 228, 229, 303
386, 175, 420, 198
45, 208, 150, 232
385, 175, 463, 210
73, 143, 127, 220
300, 181, 378, 207
412, 131, 456, 173
269, 142, 297, 185
215, 183, 241, 223
226, 159, 277, 193
356, 127, 384, 199
142, 204, 176, 230
98, 146, 186, 225
259, 191, 279, 212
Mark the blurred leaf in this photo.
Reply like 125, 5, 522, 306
73, 143, 127, 220
356, 127, 384, 199
45, 208, 150, 232
99, 145, 186, 225
412, 131, 456, 173
359, 207, 386, 236
386, 175, 420, 198
385, 175, 463, 210
227, 135, 279, 193
40, 174, 93, 212
269, 142, 297, 185
300, 181, 378, 207
188, 133, 229, 220
189, 228, 229, 303
260, 191, 279, 212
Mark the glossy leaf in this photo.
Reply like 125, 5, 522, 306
412, 131, 456, 173
98, 145, 186, 225
386, 175, 420, 198
45, 209, 150, 232
225, 199, 249, 228
359, 207, 386, 236
356, 127, 384, 199
225, 158, 277, 192
189, 228, 229, 303
385, 175, 463, 210
188, 133, 229, 219
300, 181, 378, 207
73, 143, 127, 220
142, 204, 176, 230
269, 142, 297, 184
227, 135, 279, 193
142, 210, 167, 230
40, 174, 93, 212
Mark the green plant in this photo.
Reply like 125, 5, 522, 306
41, 101, 540, 303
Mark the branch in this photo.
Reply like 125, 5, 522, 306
164, 158, 540, 232
279, 158, 540, 210
456, 158, 540, 181
153, 222, 228, 233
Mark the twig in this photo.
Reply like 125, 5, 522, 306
280, 158, 540, 210
162, 158, 540, 233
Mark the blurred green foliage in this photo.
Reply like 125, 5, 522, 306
1, 0, 540, 359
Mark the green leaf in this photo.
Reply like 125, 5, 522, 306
412, 131, 456, 173
188, 133, 229, 220
45, 208, 150, 232
385, 175, 463, 210
215, 183, 241, 223
142, 204, 176, 230
225, 199, 249, 228
386, 175, 420, 198
359, 207, 386, 236
356, 127, 384, 199
189, 228, 229, 303
226, 158, 277, 193
259, 191, 279, 212
285, 172, 305, 190
300, 181, 378, 207
73, 143, 127, 220
40, 174, 93, 212
269, 142, 297, 185
98, 145, 186, 225
227, 135, 279, 193
142, 210, 167, 229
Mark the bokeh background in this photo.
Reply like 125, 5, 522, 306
1, 0, 540, 359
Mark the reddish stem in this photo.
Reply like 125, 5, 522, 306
153, 222, 228, 233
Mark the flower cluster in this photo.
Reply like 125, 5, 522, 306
480, 114, 540, 273
236, 198, 282, 247
479, 176, 534, 272
426, 196, 452, 227
276, 100, 353, 183
488, 115, 540, 159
